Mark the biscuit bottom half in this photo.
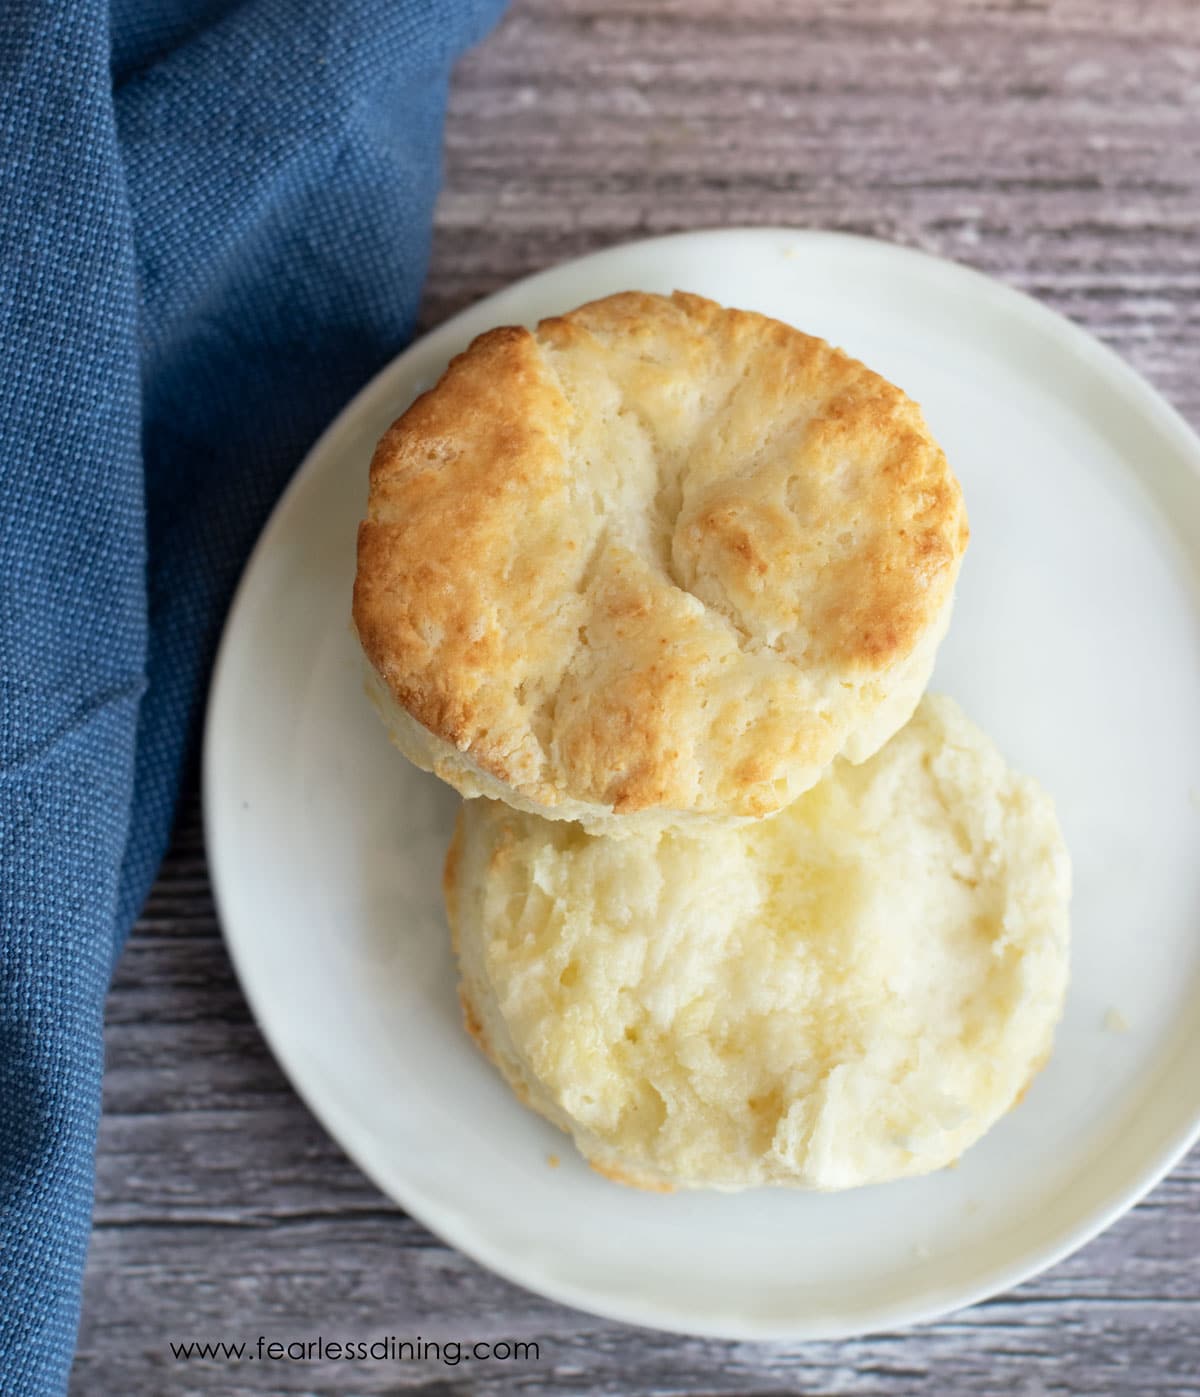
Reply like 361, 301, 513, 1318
443, 694, 1071, 1192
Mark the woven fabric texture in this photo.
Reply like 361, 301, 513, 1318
0, 2, 505, 1390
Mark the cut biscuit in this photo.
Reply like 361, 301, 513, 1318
355, 291, 968, 833
444, 695, 1070, 1192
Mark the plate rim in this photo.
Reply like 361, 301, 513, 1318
202, 226, 1200, 1341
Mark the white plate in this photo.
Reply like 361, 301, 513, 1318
204, 229, 1200, 1340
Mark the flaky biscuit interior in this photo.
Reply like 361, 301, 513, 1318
444, 695, 1071, 1192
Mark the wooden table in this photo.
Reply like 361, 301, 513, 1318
73, 3, 1200, 1391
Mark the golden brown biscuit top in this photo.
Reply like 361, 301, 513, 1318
354, 290, 968, 820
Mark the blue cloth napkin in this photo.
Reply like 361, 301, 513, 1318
0, 1, 505, 1389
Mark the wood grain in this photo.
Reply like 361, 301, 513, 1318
74, 2, 1200, 1392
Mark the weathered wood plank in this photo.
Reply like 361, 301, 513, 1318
75, 1, 1200, 1391
424, 0, 1200, 426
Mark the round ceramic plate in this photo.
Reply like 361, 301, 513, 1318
204, 229, 1200, 1340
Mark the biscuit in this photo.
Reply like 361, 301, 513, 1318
444, 695, 1071, 1192
355, 291, 968, 833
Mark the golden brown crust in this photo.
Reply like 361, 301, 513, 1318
355, 291, 968, 823
457, 986, 534, 1111
588, 1158, 677, 1194
441, 812, 464, 954
354, 324, 575, 793
1010, 1046, 1053, 1109
458, 985, 485, 1051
